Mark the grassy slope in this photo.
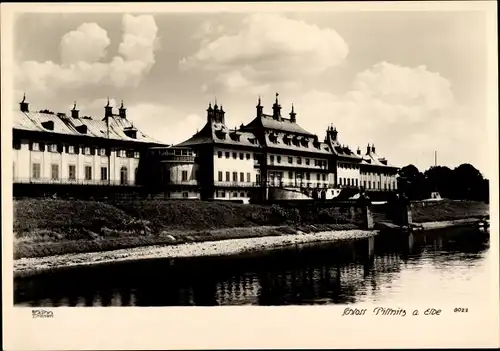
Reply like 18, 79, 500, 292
14, 199, 357, 259
13, 198, 488, 259
411, 200, 489, 223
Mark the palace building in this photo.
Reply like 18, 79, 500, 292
12, 95, 165, 197
145, 94, 399, 202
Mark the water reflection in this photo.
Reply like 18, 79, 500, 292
14, 226, 490, 306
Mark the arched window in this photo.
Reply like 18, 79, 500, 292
120, 166, 128, 185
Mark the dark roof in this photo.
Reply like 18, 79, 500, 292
175, 121, 261, 148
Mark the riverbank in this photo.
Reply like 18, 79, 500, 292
14, 199, 360, 259
13, 198, 489, 259
14, 229, 376, 278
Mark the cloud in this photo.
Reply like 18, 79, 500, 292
16, 14, 159, 93
125, 103, 206, 145
286, 62, 485, 172
60, 22, 111, 64
180, 13, 348, 93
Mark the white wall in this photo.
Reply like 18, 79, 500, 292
13, 139, 142, 185
360, 169, 398, 190
337, 161, 361, 187
213, 147, 257, 185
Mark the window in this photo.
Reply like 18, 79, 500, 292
247, 172, 251, 182
68, 165, 76, 180
289, 171, 293, 179
218, 171, 223, 182
297, 157, 302, 165
306, 173, 310, 180
363, 181, 367, 189
225, 152, 230, 159
220, 191, 226, 198
183, 192, 188, 198
277, 156, 281, 164
306, 158, 310, 166
239, 153, 244, 160
118, 150, 126, 157
240, 192, 245, 197
51, 164, 59, 180
134, 151, 140, 159
288, 157, 293, 164
49, 144, 57, 152
233, 192, 238, 198
182, 170, 188, 182
368, 181, 371, 189
99, 148, 106, 156
101, 167, 108, 181
316, 174, 320, 181
240, 172, 244, 182
246, 153, 250, 160
355, 179, 358, 186
339, 178, 343, 186
68, 145, 75, 154
32, 142, 40, 151
120, 167, 128, 185
314, 159, 318, 167
84, 147, 91, 155
226, 171, 230, 182
270, 155, 274, 163
322, 174, 326, 181
232, 152, 237, 159
218, 151, 222, 158
32, 163, 41, 179
347, 179, 351, 186
256, 174, 261, 185
85, 166, 92, 181
233, 172, 237, 182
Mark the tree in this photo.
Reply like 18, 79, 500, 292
398, 164, 426, 200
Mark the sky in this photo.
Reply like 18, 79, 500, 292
13, 10, 492, 178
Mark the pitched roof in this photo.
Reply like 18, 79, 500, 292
259, 114, 314, 135
13, 109, 163, 144
175, 121, 262, 148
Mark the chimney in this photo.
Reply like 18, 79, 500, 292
371, 144, 376, 153
289, 104, 296, 123
357, 147, 361, 155
272, 92, 281, 119
366, 143, 371, 155
326, 124, 338, 142
71, 102, 79, 118
118, 100, 126, 118
104, 97, 113, 118
20, 93, 29, 112
256, 96, 263, 118
219, 105, 226, 124
206, 102, 214, 122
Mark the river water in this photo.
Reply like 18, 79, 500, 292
14, 226, 491, 306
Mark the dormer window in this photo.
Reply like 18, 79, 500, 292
32, 142, 40, 151
68, 145, 75, 154
215, 130, 226, 140
76, 125, 88, 134
230, 132, 241, 142
99, 148, 106, 156
124, 130, 137, 139
41, 121, 54, 131
49, 144, 57, 153
84, 147, 91, 155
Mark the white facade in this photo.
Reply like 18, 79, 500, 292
360, 170, 398, 191
13, 139, 140, 185
213, 147, 258, 186
337, 161, 361, 188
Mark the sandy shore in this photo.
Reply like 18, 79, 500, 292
14, 229, 377, 277
418, 218, 485, 230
